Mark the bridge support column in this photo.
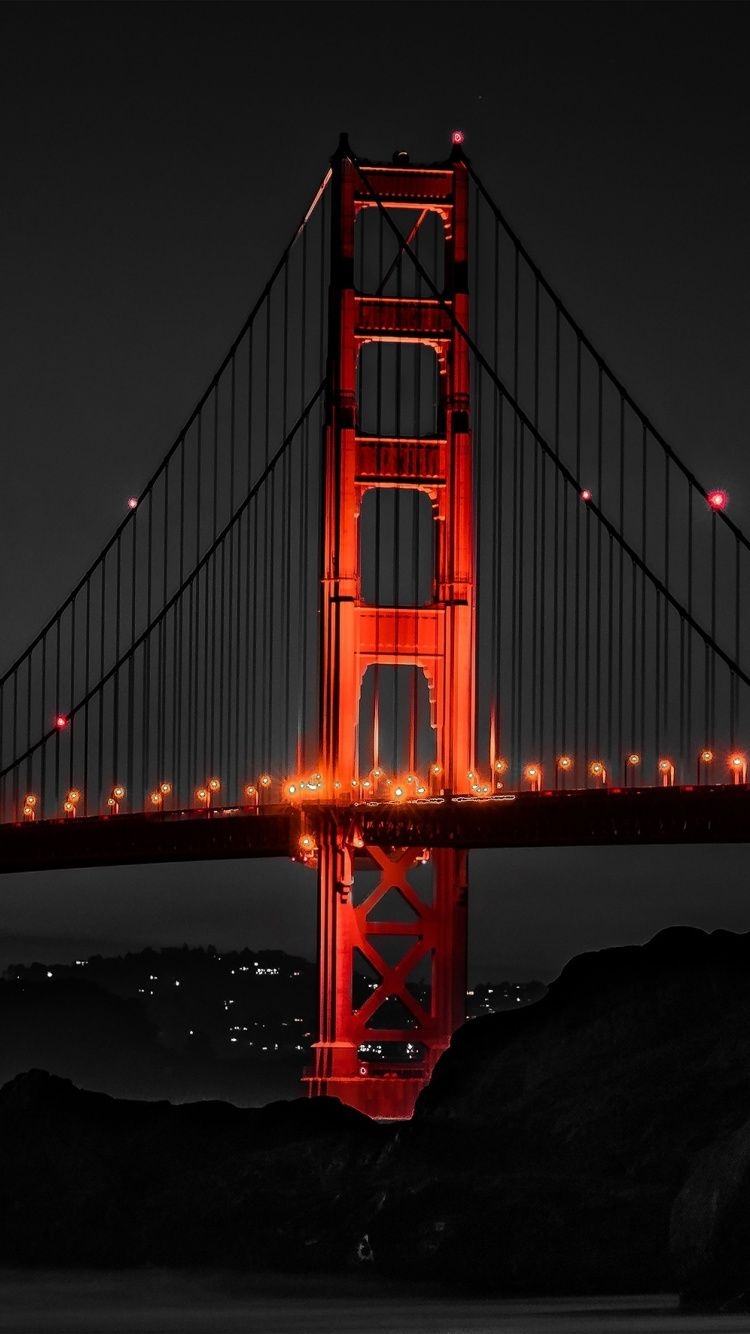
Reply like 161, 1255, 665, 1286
307, 831, 468, 1120
312, 136, 475, 1118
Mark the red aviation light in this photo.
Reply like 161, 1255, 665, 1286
707, 489, 728, 512
451, 129, 465, 146
580, 488, 592, 503
127, 497, 139, 510
55, 715, 67, 729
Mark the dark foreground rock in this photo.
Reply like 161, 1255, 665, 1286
0, 1069, 386, 1268
5, 927, 750, 1303
367, 927, 750, 1299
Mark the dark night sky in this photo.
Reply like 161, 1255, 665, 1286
1, 1, 750, 981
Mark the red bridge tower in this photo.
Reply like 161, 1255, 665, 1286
307, 137, 476, 1119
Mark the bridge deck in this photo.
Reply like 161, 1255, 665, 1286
0, 786, 748, 874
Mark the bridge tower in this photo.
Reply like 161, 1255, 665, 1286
307, 136, 476, 1119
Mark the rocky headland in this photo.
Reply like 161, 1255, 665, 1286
3, 926, 750, 1306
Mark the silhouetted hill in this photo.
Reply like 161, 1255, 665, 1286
1, 946, 317, 1104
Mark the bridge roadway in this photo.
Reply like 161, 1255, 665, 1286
0, 785, 749, 874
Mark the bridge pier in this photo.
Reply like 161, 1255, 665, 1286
306, 828, 468, 1119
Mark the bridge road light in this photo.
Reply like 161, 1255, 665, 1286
148, 790, 163, 810
493, 758, 507, 791
159, 782, 172, 808
697, 749, 714, 784
658, 758, 675, 787
524, 764, 541, 793
107, 784, 125, 815
430, 762, 443, 795
22, 794, 37, 822
243, 783, 259, 811
729, 753, 747, 784
625, 753, 641, 787
64, 789, 80, 818
589, 760, 606, 786
259, 773, 272, 804
557, 755, 573, 789
195, 786, 210, 811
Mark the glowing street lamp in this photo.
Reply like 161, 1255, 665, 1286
107, 784, 125, 815
729, 753, 747, 785
524, 763, 541, 792
557, 755, 573, 787
589, 760, 606, 786
148, 790, 163, 810
657, 757, 675, 787
195, 787, 209, 811
697, 748, 713, 784
22, 794, 37, 822
493, 757, 508, 790
625, 753, 640, 786
64, 788, 80, 818
244, 784, 259, 811
259, 774, 272, 803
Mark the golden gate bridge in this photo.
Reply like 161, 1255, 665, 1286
1, 134, 749, 1118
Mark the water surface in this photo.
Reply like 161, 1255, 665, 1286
1, 1271, 748, 1334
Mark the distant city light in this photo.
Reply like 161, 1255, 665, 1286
707, 489, 728, 511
